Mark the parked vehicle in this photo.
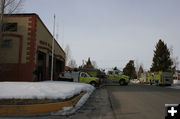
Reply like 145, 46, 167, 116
153, 72, 173, 86
79, 68, 106, 84
139, 71, 173, 86
106, 70, 129, 85
79, 68, 106, 78
59, 71, 100, 87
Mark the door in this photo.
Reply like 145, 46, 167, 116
37, 51, 46, 81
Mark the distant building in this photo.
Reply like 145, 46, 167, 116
65, 66, 72, 71
0, 13, 65, 81
173, 70, 180, 80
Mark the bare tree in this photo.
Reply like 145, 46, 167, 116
0, 0, 24, 42
68, 59, 77, 68
135, 60, 140, 79
135, 60, 144, 79
169, 46, 179, 72
64, 44, 71, 65
0, 0, 24, 14
92, 60, 97, 69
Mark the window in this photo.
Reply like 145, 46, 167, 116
115, 71, 119, 75
2, 23, 17, 32
108, 71, 113, 75
81, 73, 86, 77
1, 39, 12, 48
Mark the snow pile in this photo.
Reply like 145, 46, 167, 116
0, 81, 95, 99
173, 80, 180, 85
51, 89, 92, 115
130, 79, 140, 84
0, 81, 95, 115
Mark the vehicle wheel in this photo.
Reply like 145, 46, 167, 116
119, 79, 125, 86
165, 84, 171, 86
158, 83, 162, 86
90, 81, 97, 87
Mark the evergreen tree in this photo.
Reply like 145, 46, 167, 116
83, 57, 94, 69
137, 65, 144, 78
113, 66, 118, 70
123, 60, 137, 79
86, 57, 92, 66
150, 39, 173, 72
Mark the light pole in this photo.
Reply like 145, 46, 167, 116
0, 0, 5, 42
51, 14, 55, 81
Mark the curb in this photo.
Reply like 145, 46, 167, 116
0, 91, 86, 116
107, 89, 117, 119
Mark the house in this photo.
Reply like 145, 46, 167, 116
0, 13, 65, 81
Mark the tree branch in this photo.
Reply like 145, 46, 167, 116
8, 0, 22, 14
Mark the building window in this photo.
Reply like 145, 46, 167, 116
2, 23, 17, 32
1, 39, 13, 48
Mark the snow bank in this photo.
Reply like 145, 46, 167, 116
51, 88, 93, 115
0, 81, 95, 99
130, 79, 140, 84
173, 80, 180, 85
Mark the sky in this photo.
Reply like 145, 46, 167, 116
23, 0, 180, 70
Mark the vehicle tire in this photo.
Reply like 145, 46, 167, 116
90, 81, 97, 87
119, 79, 125, 86
125, 82, 128, 85
165, 84, 171, 86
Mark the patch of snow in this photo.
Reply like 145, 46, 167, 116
173, 80, 180, 85
130, 79, 140, 84
0, 81, 95, 115
167, 80, 180, 89
168, 85, 180, 89
51, 88, 93, 115
0, 81, 95, 99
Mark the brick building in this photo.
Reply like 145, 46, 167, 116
0, 13, 65, 81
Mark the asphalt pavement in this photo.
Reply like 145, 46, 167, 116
106, 84, 180, 119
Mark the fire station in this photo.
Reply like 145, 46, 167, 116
0, 13, 65, 81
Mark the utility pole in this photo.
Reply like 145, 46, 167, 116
0, 0, 5, 41
51, 14, 55, 81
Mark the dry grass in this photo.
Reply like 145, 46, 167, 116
0, 93, 80, 105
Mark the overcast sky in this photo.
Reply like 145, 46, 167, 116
23, 0, 180, 70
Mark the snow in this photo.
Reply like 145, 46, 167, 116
166, 80, 180, 89
168, 85, 180, 89
51, 90, 92, 115
0, 81, 95, 115
0, 81, 95, 99
173, 80, 180, 85
130, 79, 140, 84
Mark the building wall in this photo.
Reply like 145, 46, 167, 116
36, 15, 65, 80
0, 36, 20, 63
1, 15, 30, 64
0, 15, 33, 81
0, 14, 65, 82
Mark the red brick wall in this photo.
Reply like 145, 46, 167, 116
0, 15, 37, 82
0, 14, 65, 82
